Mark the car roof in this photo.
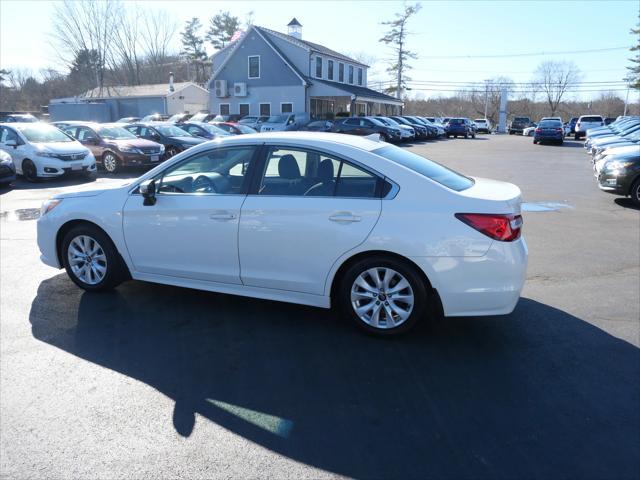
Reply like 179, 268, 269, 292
226, 131, 384, 151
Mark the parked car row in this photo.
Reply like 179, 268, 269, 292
583, 116, 640, 206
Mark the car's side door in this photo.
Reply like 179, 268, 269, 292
360, 119, 376, 135
75, 127, 103, 158
238, 145, 383, 295
122, 145, 260, 283
0, 126, 26, 171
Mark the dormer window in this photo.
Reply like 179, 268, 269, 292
248, 56, 260, 79
315, 57, 322, 78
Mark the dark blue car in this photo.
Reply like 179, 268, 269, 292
445, 118, 475, 139
533, 120, 564, 145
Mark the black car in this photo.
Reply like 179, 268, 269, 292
509, 117, 533, 135
176, 121, 232, 140
301, 120, 334, 132
0, 112, 39, 123
331, 117, 402, 142
390, 116, 429, 139
598, 152, 640, 206
403, 116, 439, 139
124, 122, 205, 158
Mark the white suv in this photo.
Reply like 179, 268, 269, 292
474, 119, 492, 134
0, 123, 96, 182
574, 115, 604, 140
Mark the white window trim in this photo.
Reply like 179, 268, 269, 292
315, 56, 323, 79
248, 55, 260, 79
219, 103, 230, 115
280, 102, 293, 114
259, 102, 271, 116
239, 103, 250, 116
327, 60, 334, 81
338, 62, 345, 83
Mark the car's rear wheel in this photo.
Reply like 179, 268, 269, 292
22, 159, 39, 182
339, 256, 428, 336
533, 139, 537, 144
630, 178, 640, 207
103, 152, 120, 174
61, 225, 127, 291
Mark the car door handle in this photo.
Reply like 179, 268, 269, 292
209, 211, 236, 221
329, 212, 361, 223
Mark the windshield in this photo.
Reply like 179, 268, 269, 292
18, 125, 74, 143
266, 115, 289, 123
373, 145, 474, 191
97, 126, 137, 140
381, 117, 400, 126
369, 118, 385, 126
201, 124, 230, 135
156, 125, 193, 137
236, 124, 257, 134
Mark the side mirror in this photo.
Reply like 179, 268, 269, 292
5, 140, 17, 148
139, 179, 157, 206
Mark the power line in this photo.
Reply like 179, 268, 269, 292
420, 46, 629, 59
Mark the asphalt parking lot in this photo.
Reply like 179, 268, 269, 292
1, 134, 638, 479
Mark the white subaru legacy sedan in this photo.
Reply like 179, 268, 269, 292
37, 132, 527, 335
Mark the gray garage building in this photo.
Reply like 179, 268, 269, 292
49, 81, 209, 122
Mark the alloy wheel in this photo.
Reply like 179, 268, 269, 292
103, 154, 118, 173
22, 160, 38, 181
67, 235, 108, 285
350, 267, 414, 329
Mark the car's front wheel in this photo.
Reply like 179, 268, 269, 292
62, 225, 127, 291
22, 159, 39, 182
630, 177, 640, 207
339, 256, 428, 336
166, 146, 179, 158
103, 152, 120, 174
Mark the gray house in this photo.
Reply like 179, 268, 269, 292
49, 79, 209, 122
207, 19, 403, 119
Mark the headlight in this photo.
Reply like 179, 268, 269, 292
119, 145, 142, 154
606, 160, 635, 171
37, 151, 58, 158
41, 198, 62, 216
159, 145, 165, 153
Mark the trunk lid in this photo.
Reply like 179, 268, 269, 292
456, 177, 522, 214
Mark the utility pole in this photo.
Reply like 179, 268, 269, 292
483, 79, 490, 119
623, 86, 630, 116
396, 23, 403, 100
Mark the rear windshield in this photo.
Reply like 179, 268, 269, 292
449, 119, 464, 124
513, 117, 529, 122
581, 116, 603, 122
539, 120, 562, 127
373, 145, 474, 192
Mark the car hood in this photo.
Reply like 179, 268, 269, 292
34, 142, 88, 154
54, 183, 128, 199
600, 144, 640, 156
593, 135, 636, 146
111, 138, 160, 148
173, 136, 205, 145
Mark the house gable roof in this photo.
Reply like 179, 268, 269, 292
208, 25, 308, 87
82, 82, 206, 99
256, 26, 368, 67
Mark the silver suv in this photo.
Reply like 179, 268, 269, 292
575, 115, 604, 140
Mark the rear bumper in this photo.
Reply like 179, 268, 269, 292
411, 237, 528, 317
120, 152, 164, 167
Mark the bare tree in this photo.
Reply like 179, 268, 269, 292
532, 60, 581, 116
140, 10, 178, 67
379, 3, 422, 99
468, 76, 514, 126
50, 0, 122, 94
110, 5, 143, 86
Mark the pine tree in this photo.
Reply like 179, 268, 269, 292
180, 18, 208, 82
206, 11, 241, 50
626, 20, 640, 90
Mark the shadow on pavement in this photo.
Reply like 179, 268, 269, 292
614, 197, 640, 211
30, 274, 640, 479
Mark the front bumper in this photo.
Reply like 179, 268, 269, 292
598, 170, 631, 196
411, 237, 528, 317
36, 157, 96, 178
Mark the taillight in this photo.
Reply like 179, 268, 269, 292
555, 128, 563, 132
535, 128, 542, 133
455, 213, 523, 242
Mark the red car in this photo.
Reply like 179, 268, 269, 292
209, 122, 257, 135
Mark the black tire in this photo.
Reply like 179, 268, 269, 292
630, 177, 640, 207
102, 152, 120, 174
22, 159, 39, 182
558, 140, 564, 146
61, 224, 128, 292
166, 146, 179, 158
338, 256, 428, 336
463, 132, 469, 139
380, 133, 390, 142
533, 139, 537, 144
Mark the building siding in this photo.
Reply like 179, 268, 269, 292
211, 85, 306, 116
166, 85, 208, 114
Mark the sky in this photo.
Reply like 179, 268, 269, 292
0, 0, 638, 100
